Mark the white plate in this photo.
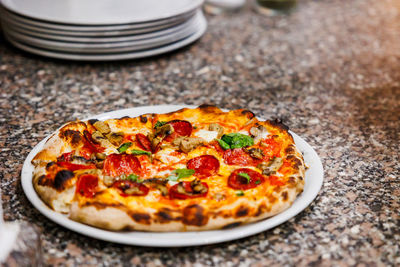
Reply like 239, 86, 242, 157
3, 12, 207, 61
21, 105, 324, 247
1, 0, 204, 25
2, 12, 197, 43
0, 7, 197, 33
2, 12, 201, 53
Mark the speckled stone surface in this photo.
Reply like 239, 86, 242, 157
1, 0, 399, 266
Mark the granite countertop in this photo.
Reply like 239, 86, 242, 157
0, 0, 399, 266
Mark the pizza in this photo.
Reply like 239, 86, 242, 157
31, 105, 305, 231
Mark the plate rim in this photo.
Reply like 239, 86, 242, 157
21, 104, 324, 247
3, 12, 207, 61
1, 0, 204, 26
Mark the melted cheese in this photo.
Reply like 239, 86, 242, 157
194, 129, 219, 142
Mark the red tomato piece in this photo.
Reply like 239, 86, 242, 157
76, 174, 98, 198
262, 137, 281, 158
103, 153, 141, 177
136, 133, 152, 151
169, 181, 209, 200
187, 155, 220, 178
228, 168, 264, 190
57, 161, 96, 171
112, 180, 149, 197
223, 148, 259, 166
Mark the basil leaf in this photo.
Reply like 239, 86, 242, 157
126, 174, 142, 183
117, 142, 132, 153
167, 168, 195, 181
130, 149, 151, 156
236, 190, 245, 196
154, 121, 166, 129
217, 139, 230, 150
238, 172, 251, 184
174, 168, 195, 178
220, 133, 254, 149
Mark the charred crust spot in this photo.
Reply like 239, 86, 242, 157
88, 119, 99, 125
222, 222, 242, 229
288, 176, 296, 185
269, 118, 289, 131
235, 206, 249, 217
199, 104, 217, 109
281, 191, 288, 201
61, 130, 82, 145
155, 211, 176, 223
182, 204, 208, 226
299, 176, 303, 180
54, 170, 74, 191
131, 212, 151, 225
139, 115, 148, 123
285, 145, 295, 154
37, 175, 52, 187
120, 116, 130, 119
241, 109, 255, 119
46, 161, 56, 170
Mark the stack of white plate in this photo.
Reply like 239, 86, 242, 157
0, 0, 206, 61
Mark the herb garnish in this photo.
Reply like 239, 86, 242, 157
236, 190, 245, 196
130, 149, 151, 156
154, 121, 167, 129
167, 168, 195, 181
117, 142, 132, 153
238, 172, 251, 184
217, 133, 254, 150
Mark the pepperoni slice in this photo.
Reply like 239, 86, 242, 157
103, 153, 141, 177
268, 175, 285, 186
57, 161, 96, 171
169, 181, 209, 200
223, 148, 259, 166
136, 133, 152, 151
228, 168, 264, 190
76, 174, 98, 198
112, 180, 149, 197
167, 120, 192, 136
187, 155, 220, 178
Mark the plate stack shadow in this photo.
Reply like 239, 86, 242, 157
0, 0, 206, 61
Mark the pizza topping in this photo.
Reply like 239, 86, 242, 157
95, 152, 106, 160
154, 121, 167, 129
235, 190, 245, 197
93, 121, 111, 135
58, 151, 74, 162
169, 179, 209, 199
187, 155, 220, 178
217, 133, 254, 150
228, 168, 264, 190
223, 148, 257, 166
208, 123, 224, 138
167, 120, 192, 137
117, 142, 132, 153
244, 147, 265, 160
172, 136, 204, 153
91, 131, 106, 143
130, 149, 152, 156
257, 157, 283, 176
167, 168, 195, 182
194, 129, 219, 143
136, 133, 152, 151
112, 180, 149, 197
57, 161, 96, 171
106, 132, 124, 146
103, 153, 141, 177
103, 175, 115, 187
249, 125, 269, 143
143, 178, 169, 196
76, 174, 99, 198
